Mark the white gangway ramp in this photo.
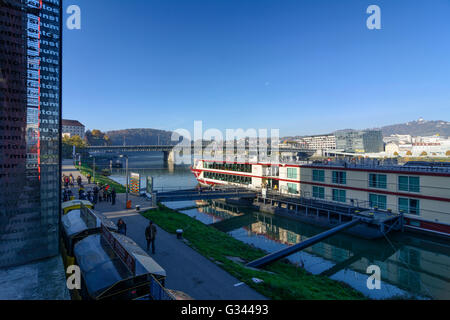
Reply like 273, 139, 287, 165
247, 219, 362, 268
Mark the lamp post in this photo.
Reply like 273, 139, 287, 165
120, 154, 129, 208
89, 155, 96, 184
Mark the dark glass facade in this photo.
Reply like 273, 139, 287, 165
335, 130, 384, 153
0, 0, 62, 268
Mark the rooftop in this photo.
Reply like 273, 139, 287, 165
62, 119, 85, 127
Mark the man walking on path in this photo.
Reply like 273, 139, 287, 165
117, 219, 127, 236
87, 173, 92, 184
145, 221, 157, 254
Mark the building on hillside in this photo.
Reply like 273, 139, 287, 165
383, 134, 413, 145
297, 135, 336, 151
62, 119, 85, 139
335, 130, 384, 153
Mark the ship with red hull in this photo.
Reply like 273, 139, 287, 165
191, 159, 450, 238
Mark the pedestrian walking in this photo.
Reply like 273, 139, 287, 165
117, 219, 127, 236
111, 188, 116, 206
69, 174, 74, 187
98, 187, 103, 202
145, 221, 157, 254
64, 176, 69, 188
87, 173, 92, 184
76, 175, 82, 187
93, 186, 99, 204
106, 186, 112, 202
103, 187, 108, 201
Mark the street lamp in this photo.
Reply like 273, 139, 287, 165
120, 154, 129, 208
89, 155, 96, 184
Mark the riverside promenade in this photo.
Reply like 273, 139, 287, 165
62, 160, 267, 300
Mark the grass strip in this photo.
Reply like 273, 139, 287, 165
142, 204, 366, 300
75, 163, 126, 193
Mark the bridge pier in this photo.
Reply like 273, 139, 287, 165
163, 150, 175, 163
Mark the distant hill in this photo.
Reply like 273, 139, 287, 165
281, 119, 450, 141
377, 119, 450, 137
105, 129, 183, 146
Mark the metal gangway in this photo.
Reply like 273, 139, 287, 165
247, 219, 362, 268
154, 186, 257, 202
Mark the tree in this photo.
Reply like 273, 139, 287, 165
446, 150, 450, 156
406, 151, 412, 156
62, 135, 87, 158
393, 152, 399, 156
91, 129, 102, 137
420, 151, 428, 156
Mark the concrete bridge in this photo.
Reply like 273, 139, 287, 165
86, 145, 316, 162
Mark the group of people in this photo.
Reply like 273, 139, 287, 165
77, 184, 117, 205
62, 171, 158, 255
62, 174, 83, 188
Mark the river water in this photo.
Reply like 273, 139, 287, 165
106, 152, 450, 300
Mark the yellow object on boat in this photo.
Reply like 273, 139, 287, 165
62, 200, 93, 215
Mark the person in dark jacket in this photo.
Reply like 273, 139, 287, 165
93, 186, 99, 204
145, 221, 157, 254
111, 188, 116, 205
117, 219, 127, 235
76, 175, 82, 187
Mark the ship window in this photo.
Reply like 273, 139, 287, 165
369, 174, 387, 189
369, 194, 387, 210
312, 170, 325, 182
398, 176, 420, 193
332, 189, 346, 202
398, 198, 420, 215
313, 186, 325, 199
287, 183, 298, 194
332, 171, 346, 184
287, 168, 297, 179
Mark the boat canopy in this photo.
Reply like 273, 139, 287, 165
74, 233, 166, 300
62, 200, 93, 215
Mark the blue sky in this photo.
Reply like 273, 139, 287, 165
62, 0, 450, 136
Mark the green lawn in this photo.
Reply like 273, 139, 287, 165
75, 163, 126, 193
142, 204, 366, 300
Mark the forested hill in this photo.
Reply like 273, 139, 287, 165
105, 129, 183, 146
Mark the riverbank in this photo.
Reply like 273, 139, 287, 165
75, 163, 126, 193
141, 204, 366, 300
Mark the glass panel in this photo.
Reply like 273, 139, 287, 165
398, 198, 409, 213
409, 177, 420, 193
399, 176, 409, 191
409, 199, 420, 215
378, 175, 387, 189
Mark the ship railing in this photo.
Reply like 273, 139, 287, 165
307, 162, 450, 174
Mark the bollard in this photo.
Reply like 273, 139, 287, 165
136, 205, 141, 212
176, 229, 183, 239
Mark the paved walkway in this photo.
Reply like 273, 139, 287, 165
62, 160, 267, 300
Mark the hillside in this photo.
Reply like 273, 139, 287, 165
105, 128, 183, 146
377, 119, 450, 137
282, 119, 450, 140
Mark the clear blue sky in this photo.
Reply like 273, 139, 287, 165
62, 0, 450, 136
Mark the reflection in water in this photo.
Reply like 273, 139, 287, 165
107, 153, 450, 300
